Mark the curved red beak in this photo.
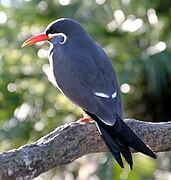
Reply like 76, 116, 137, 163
22, 33, 49, 48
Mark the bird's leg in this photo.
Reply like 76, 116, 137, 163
77, 112, 92, 123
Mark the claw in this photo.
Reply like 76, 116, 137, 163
78, 117, 92, 123
77, 112, 92, 123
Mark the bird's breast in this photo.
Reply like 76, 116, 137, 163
49, 47, 72, 92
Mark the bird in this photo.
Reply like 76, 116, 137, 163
22, 18, 156, 169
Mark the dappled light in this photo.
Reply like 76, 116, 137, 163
59, 0, 70, 6
147, 41, 166, 55
0, 11, 7, 24
120, 83, 131, 94
95, 0, 105, 5
14, 103, 31, 121
147, 8, 158, 26
7, 83, 17, 92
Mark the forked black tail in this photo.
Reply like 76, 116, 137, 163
85, 111, 156, 169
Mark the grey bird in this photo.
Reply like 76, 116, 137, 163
22, 18, 156, 169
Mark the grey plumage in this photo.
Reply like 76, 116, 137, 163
25, 18, 156, 169
48, 20, 123, 126
46, 18, 156, 168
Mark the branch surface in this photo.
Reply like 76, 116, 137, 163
0, 119, 171, 180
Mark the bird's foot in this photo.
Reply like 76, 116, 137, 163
78, 117, 92, 123
77, 112, 92, 123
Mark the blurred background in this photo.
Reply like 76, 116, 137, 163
0, 0, 171, 179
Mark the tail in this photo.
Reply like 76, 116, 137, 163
85, 111, 156, 169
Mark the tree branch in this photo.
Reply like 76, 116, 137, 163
0, 119, 170, 180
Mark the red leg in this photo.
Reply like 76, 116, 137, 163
80, 117, 92, 122
77, 112, 92, 123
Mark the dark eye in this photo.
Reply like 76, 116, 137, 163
46, 28, 56, 35
50, 29, 56, 34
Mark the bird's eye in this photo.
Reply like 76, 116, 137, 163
50, 30, 56, 34
46, 29, 56, 35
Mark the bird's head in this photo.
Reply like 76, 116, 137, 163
22, 18, 86, 47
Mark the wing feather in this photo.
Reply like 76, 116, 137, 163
52, 42, 123, 125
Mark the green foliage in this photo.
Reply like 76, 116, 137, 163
0, 0, 171, 179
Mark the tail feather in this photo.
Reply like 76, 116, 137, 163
85, 111, 156, 169
119, 145, 133, 169
112, 114, 156, 159
98, 124, 124, 168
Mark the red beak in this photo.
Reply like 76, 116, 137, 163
22, 33, 49, 48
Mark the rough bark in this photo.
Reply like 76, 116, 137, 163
0, 119, 171, 180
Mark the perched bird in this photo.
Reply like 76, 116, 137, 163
22, 18, 156, 169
